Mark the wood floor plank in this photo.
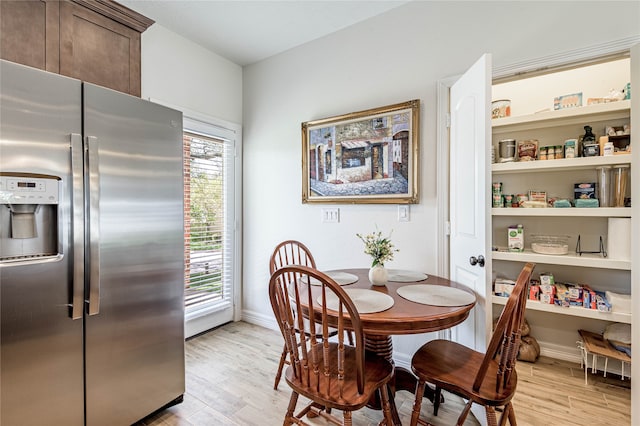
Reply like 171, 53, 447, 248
136, 321, 630, 426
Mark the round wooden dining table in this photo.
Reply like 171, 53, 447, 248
300, 268, 477, 426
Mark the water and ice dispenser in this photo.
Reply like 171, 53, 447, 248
0, 174, 60, 261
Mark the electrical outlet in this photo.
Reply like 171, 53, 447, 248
398, 205, 410, 222
321, 208, 340, 223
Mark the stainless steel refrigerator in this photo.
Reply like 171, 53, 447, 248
0, 59, 185, 426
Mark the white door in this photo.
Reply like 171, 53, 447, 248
449, 54, 492, 353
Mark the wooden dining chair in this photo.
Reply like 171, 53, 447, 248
269, 240, 352, 390
269, 240, 318, 390
269, 265, 394, 425
409, 262, 535, 426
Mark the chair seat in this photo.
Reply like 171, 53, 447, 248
411, 339, 517, 407
285, 343, 393, 411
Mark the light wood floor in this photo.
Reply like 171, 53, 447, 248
137, 321, 630, 426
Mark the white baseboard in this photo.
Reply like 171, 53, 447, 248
242, 309, 279, 331
539, 341, 583, 364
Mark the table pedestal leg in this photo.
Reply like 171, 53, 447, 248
365, 334, 439, 426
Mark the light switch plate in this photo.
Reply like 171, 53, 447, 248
398, 205, 409, 222
321, 208, 340, 223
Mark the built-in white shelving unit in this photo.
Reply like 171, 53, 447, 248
490, 95, 632, 361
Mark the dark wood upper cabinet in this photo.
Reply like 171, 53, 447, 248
1, 0, 153, 97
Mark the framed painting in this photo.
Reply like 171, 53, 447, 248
302, 99, 419, 204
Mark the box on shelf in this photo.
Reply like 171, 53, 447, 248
594, 291, 612, 312
582, 285, 597, 309
528, 191, 547, 204
574, 183, 596, 200
554, 92, 583, 110
529, 284, 540, 301
605, 291, 631, 314
539, 273, 555, 287
539, 293, 554, 304
494, 278, 516, 297
507, 225, 524, 252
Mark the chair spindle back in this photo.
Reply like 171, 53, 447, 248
473, 262, 535, 394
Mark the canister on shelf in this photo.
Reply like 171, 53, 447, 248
504, 194, 514, 207
555, 145, 564, 159
493, 193, 504, 208
548, 146, 556, 160
596, 166, 612, 207
539, 146, 548, 160
612, 164, 630, 207
499, 139, 517, 162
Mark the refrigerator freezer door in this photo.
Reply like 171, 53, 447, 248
82, 83, 185, 426
0, 60, 84, 425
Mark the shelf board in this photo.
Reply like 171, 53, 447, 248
492, 249, 631, 270
492, 100, 631, 130
491, 207, 631, 217
492, 295, 631, 324
492, 155, 631, 174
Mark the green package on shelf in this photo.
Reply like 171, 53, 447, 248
574, 198, 600, 208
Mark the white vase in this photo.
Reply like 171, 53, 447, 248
368, 264, 388, 286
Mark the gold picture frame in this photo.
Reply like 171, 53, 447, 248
302, 99, 419, 204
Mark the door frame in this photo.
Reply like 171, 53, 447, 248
150, 98, 243, 337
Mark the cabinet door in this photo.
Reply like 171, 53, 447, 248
59, 1, 141, 96
0, 0, 59, 72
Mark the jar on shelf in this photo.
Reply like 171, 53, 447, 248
612, 164, 630, 207
596, 166, 612, 207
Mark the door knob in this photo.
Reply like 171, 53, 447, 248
469, 255, 485, 267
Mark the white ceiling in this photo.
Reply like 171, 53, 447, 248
119, 0, 409, 66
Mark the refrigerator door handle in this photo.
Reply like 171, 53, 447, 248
70, 133, 84, 320
86, 136, 101, 316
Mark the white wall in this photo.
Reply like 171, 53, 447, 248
138, 24, 243, 124
241, 1, 639, 364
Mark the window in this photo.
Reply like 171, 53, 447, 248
182, 115, 240, 337
184, 131, 229, 310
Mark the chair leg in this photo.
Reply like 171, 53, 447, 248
347, 330, 354, 346
379, 384, 394, 426
343, 410, 353, 426
284, 391, 299, 426
505, 402, 517, 426
433, 386, 442, 416
410, 380, 426, 426
485, 406, 499, 426
456, 399, 473, 426
274, 344, 288, 390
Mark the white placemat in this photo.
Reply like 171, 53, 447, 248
302, 271, 359, 286
396, 284, 475, 307
387, 269, 428, 282
321, 289, 394, 314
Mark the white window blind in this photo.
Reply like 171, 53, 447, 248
183, 130, 234, 315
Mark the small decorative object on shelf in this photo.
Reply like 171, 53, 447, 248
575, 235, 607, 257
357, 229, 398, 286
